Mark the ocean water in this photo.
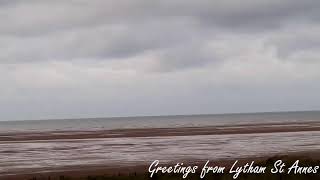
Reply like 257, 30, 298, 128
0, 111, 320, 133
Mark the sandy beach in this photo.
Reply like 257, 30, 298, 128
1, 151, 320, 180
0, 121, 320, 179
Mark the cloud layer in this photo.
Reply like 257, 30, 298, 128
1, 0, 320, 120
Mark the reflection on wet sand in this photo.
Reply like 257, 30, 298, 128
0, 122, 320, 176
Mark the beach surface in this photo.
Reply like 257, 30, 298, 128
0, 120, 320, 179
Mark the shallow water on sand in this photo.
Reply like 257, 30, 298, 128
0, 131, 320, 176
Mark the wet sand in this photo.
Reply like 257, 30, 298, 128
2, 152, 320, 180
0, 121, 320, 179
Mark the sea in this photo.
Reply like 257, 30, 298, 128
1, 111, 320, 133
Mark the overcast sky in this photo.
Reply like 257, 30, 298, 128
1, 0, 320, 121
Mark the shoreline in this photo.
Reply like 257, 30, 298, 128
1, 121, 320, 142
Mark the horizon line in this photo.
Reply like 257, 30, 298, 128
1, 109, 320, 122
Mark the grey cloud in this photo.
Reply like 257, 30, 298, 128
266, 29, 320, 60
1, 19, 209, 63
276, 38, 320, 59
2, 0, 320, 36
0, 0, 21, 6
151, 42, 219, 72
1, 0, 320, 69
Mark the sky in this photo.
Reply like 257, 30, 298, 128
1, 0, 320, 121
